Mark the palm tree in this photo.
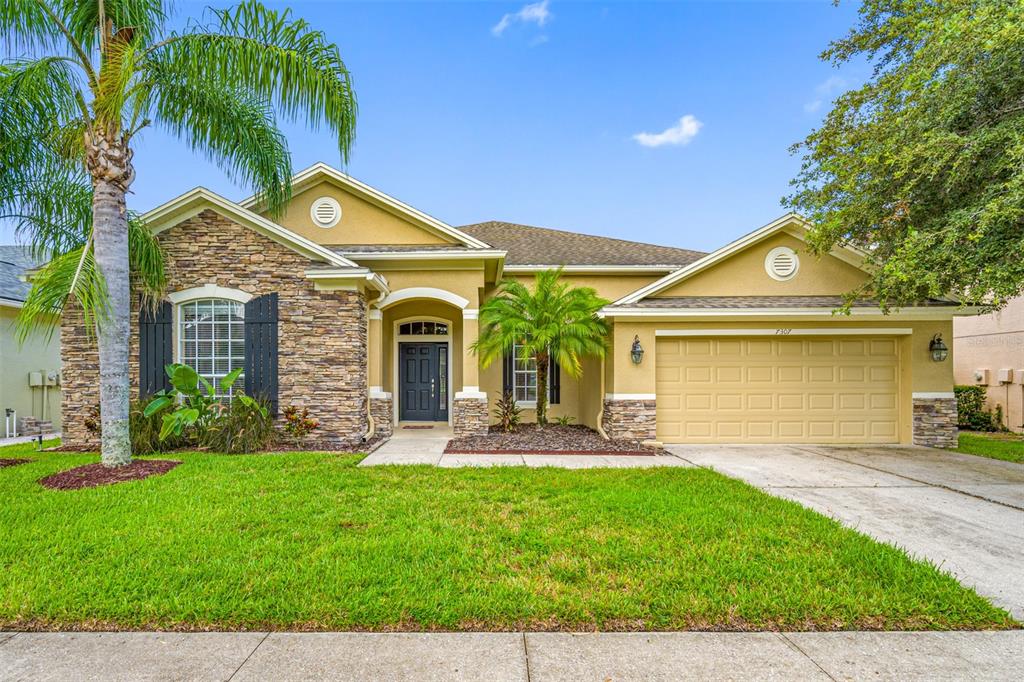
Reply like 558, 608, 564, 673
0, 1, 356, 466
473, 269, 609, 425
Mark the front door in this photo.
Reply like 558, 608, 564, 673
399, 342, 448, 421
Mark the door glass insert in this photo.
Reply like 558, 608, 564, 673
399, 321, 448, 336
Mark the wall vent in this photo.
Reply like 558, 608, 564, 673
310, 197, 342, 228
764, 246, 800, 281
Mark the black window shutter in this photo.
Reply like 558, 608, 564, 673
502, 350, 514, 395
139, 300, 173, 397
245, 293, 279, 415
549, 356, 561, 405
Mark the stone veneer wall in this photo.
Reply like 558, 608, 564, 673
912, 396, 958, 448
369, 394, 394, 439
61, 209, 368, 448
602, 398, 657, 442
452, 395, 489, 437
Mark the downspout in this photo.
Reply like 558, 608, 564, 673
596, 354, 609, 440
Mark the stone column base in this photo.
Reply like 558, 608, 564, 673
369, 392, 393, 439
453, 391, 489, 438
913, 396, 958, 448
603, 397, 657, 441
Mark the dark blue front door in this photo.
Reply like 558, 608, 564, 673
399, 342, 448, 421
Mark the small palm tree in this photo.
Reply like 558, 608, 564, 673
0, 1, 357, 466
473, 269, 609, 425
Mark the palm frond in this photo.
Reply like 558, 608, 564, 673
140, 64, 292, 209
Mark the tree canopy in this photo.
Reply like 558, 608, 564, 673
787, 0, 1024, 311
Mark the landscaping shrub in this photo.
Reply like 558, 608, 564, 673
130, 399, 185, 454
282, 405, 319, 446
202, 396, 274, 454
493, 391, 521, 432
954, 385, 998, 431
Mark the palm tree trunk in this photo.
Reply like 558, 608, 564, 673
87, 131, 135, 467
536, 352, 549, 426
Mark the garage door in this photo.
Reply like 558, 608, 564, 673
655, 336, 900, 443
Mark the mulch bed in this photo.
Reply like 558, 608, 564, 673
0, 458, 31, 468
39, 460, 181, 490
445, 424, 665, 456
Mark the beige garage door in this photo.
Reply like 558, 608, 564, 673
655, 336, 900, 443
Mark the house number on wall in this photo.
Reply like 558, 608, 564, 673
775, 328, 793, 335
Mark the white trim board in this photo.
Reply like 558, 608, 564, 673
239, 162, 492, 250
602, 306, 967, 319
605, 393, 657, 400
503, 265, 679, 274
379, 287, 470, 310
167, 284, 253, 304
654, 328, 914, 337
142, 187, 360, 268
912, 392, 956, 399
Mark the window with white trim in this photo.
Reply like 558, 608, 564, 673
513, 342, 548, 403
398, 321, 448, 336
178, 299, 245, 397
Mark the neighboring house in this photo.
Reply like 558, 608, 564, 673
60, 163, 966, 449
0, 246, 61, 436
953, 296, 1024, 432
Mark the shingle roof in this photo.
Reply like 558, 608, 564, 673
0, 246, 43, 304
458, 221, 704, 267
610, 296, 954, 309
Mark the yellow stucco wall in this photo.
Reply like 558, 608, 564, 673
263, 180, 453, 246
381, 269, 484, 308
507, 273, 665, 305
0, 307, 62, 431
654, 233, 868, 298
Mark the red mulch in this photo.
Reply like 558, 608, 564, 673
0, 458, 31, 468
39, 460, 181, 490
445, 424, 665, 456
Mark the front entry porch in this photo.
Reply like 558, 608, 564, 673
367, 289, 490, 439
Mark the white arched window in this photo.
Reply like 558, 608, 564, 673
178, 298, 245, 397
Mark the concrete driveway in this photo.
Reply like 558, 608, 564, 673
667, 444, 1024, 620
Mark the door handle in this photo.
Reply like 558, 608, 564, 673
431, 377, 435, 398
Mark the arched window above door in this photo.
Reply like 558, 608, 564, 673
398, 320, 449, 336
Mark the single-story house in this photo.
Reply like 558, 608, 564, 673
1, 246, 62, 436
61, 163, 968, 449
953, 296, 1024, 432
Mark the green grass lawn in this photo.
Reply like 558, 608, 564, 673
0, 439, 1015, 632
954, 431, 1024, 464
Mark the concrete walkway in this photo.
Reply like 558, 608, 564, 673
669, 444, 1024, 620
1, 630, 1021, 681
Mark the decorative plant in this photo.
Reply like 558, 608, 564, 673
554, 415, 575, 426
204, 396, 275, 454
143, 364, 254, 441
954, 385, 998, 432
472, 268, 609, 425
130, 398, 183, 454
493, 392, 521, 433
282, 405, 320, 444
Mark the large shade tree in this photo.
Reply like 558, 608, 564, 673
787, 0, 1024, 311
473, 269, 609, 425
0, 0, 356, 466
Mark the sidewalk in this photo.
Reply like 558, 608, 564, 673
1, 630, 1021, 681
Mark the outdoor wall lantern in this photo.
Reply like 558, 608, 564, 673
630, 335, 645, 365
929, 333, 949, 362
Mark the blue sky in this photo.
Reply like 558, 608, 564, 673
3, 0, 865, 252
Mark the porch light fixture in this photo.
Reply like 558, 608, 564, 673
929, 334, 949, 362
630, 335, 644, 365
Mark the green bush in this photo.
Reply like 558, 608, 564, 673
493, 391, 521, 432
954, 385, 997, 431
130, 399, 186, 454
202, 396, 275, 454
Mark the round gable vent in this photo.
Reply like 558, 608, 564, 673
310, 197, 342, 228
765, 246, 799, 281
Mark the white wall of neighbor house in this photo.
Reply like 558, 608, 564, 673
0, 305, 62, 432
954, 296, 1024, 432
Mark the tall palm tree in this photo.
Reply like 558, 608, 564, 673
0, 1, 356, 466
473, 269, 609, 425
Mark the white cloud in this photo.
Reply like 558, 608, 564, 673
804, 75, 848, 113
492, 1, 552, 37
632, 115, 703, 148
